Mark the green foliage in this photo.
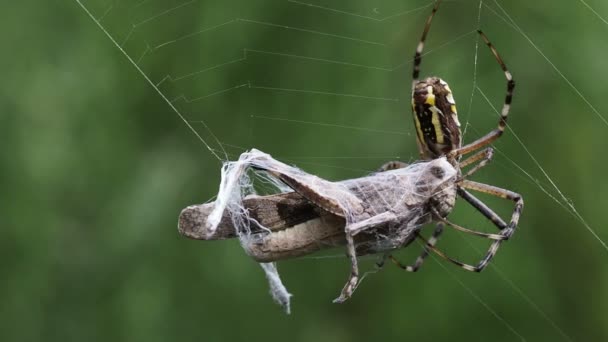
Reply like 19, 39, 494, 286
2, 0, 607, 341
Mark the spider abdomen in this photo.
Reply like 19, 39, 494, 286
412, 77, 462, 159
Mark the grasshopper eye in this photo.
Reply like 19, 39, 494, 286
430, 165, 445, 179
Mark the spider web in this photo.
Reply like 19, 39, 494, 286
76, 0, 608, 339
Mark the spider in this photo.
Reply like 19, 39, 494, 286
195, 0, 523, 305
376, 0, 523, 276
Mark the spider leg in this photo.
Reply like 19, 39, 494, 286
379, 223, 445, 272
412, 0, 442, 88
451, 148, 508, 230
457, 188, 507, 230
449, 30, 515, 158
459, 180, 523, 240
432, 208, 506, 241
418, 233, 502, 272
424, 180, 523, 272
458, 147, 494, 179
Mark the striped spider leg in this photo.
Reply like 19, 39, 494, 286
382, 0, 523, 273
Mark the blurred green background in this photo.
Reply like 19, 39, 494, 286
2, 0, 608, 341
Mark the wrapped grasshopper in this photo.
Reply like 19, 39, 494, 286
178, 149, 457, 312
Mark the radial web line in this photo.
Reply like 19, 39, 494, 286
428, 250, 527, 341
457, 235, 574, 341
476, 86, 608, 252
462, 0, 483, 140
490, 0, 608, 127
75, 0, 228, 162
577, 0, 608, 26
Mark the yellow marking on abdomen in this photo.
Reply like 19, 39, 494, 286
430, 107, 445, 144
413, 114, 428, 150
425, 85, 435, 106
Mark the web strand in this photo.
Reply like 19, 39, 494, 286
489, 0, 608, 127
76, 0, 228, 162
462, 0, 483, 140
456, 235, 574, 341
428, 250, 527, 342
577, 0, 608, 26
476, 86, 608, 252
